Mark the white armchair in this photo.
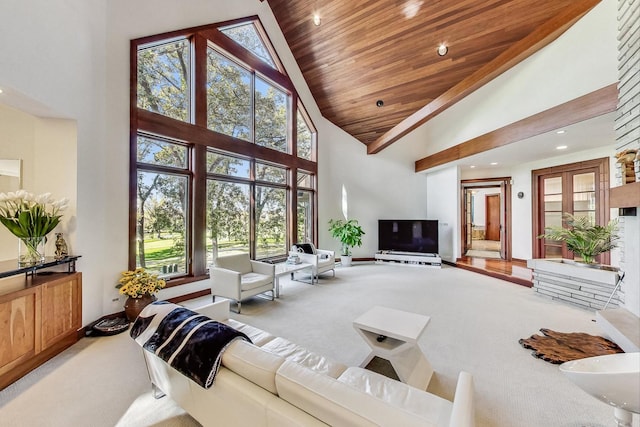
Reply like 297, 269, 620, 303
290, 243, 336, 284
210, 253, 275, 314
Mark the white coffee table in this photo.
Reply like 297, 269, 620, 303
274, 262, 313, 297
353, 306, 433, 389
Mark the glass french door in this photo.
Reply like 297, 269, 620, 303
533, 158, 609, 263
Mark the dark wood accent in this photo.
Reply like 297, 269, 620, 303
415, 84, 618, 171
167, 288, 212, 304
369, 0, 600, 154
137, 110, 317, 174
485, 194, 501, 241
0, 272, 82, 390
610, 181, 640, 208
268, 0, 598, 149
460, 178, 512, 261
130, 16, 318, 285
519, 328, 623, 364
531, 157, 610, 263
455, 256, 532, 287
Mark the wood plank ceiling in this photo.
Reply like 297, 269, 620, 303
266, 0, 600, 153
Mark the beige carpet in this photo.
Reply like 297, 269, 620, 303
0, 263, 632, 427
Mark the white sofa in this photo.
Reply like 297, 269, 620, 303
141, 300, 475, 427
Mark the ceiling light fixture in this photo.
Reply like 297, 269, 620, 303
470, 165, 476, 168
556, 145, 568, 150
0, 88, 3, 94
437, 44, 448, 56
556, 130, 566, 134
312, 14, 321, 26
490, 162, 498, 165
376, 99, 384, 107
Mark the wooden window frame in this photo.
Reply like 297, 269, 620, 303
130, 16, 317, 288
531, 157, 610, 263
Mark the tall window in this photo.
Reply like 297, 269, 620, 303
135, 136, 190, 277
131, 18, 317, 285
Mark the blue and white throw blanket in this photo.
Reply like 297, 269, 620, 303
130, 301, 251, 389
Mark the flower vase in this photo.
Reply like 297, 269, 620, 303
18, 236, 46, 266
124, 294, 157, 322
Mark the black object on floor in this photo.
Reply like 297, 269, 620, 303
92, 317, 130, 336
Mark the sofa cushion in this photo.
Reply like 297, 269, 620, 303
241, 272, 273, 290
338, 367, 453, 426
261, 337, 347, 378
225, 319, 275, 347
275, 360, 430, 427
221, 340, 285, 394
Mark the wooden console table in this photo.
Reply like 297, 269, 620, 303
0, 256, 82, 389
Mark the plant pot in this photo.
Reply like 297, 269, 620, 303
124, 294, 157, 322
341, 255, 353, 267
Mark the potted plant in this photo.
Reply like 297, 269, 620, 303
328, 219, 365, 267
0, 190, 68, 265
116, 267, 166, 321
538, 213, 619, 266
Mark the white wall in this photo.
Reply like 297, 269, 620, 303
0, 0, 106, 325
425, 166, 459, 262
0, 106, 77, 262
317, 121, 428, 257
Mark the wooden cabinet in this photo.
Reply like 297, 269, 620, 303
0, 271, 82, 389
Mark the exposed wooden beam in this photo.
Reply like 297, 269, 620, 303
367, 0, 601, 154
414, 84, 618, 172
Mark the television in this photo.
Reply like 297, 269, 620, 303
378, 220, 439, 254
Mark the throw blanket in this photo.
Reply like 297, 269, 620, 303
130, 301, 251, 388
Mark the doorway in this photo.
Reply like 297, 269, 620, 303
461, 178, 512, 260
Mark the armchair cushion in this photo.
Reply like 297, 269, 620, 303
241, 272, 274, 290
214, 253, 253, 274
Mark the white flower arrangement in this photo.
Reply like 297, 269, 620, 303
0, 190, 69, 239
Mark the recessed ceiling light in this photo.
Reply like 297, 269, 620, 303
437, 44, 448, 56
556, 130, 566, 134
312, 14, 321, 26
490, 162, 498, 165
470, 165, 476, 168
0, 88, 3, 94
556, 145, 568, 150
376, 99, 384, 107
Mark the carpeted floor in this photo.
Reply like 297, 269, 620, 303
0, 263, 634, 427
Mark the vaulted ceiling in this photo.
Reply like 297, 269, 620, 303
266, 0, 601, 154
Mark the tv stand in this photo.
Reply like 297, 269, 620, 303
374, 251, 441, 268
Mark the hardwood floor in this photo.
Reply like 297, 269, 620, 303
455, 256, 532, 287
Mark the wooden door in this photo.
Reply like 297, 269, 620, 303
485, 194, 500, 241
532, 157, 609, 264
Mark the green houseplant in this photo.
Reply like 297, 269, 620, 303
328, 219, 365, 267
538, 213, 619, 265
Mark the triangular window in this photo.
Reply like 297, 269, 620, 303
220, 22, 278, 70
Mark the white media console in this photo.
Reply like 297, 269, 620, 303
374, 251, 442, 268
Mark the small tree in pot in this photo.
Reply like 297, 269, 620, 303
328, 219, 365, 267
538, 213, 619, 265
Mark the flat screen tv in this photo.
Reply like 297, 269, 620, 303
378, 220, 439, 254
